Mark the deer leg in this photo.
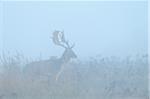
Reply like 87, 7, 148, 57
55, 65, 65, 81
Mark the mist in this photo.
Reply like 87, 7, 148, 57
0, 1, 148, 59
0, 1, 148, 99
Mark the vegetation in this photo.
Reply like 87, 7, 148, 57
0, 53, 148, 99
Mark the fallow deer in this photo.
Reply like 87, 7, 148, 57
24, 30, 77, 81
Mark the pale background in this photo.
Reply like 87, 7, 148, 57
0, 0, 148, 60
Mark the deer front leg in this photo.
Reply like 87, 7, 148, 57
55, 65, 65, 81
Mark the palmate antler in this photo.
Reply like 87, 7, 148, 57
52, 30, 75, 49
52, 30, 68, 48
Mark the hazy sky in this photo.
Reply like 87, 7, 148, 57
0, 1, 148, 59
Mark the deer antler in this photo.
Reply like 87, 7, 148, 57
52, 30, 73, 49
52, 30, 67, 48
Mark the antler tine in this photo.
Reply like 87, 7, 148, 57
66, 41, 70, 48
61, 31, 65, 42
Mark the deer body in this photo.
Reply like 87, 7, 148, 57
23, 31, 77, 81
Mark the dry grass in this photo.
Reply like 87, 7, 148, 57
0, 53, 148, 99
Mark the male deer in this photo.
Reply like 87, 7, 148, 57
24, 30, 77, 81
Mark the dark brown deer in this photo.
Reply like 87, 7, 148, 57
24, 30, 77, 81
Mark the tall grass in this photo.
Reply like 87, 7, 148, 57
0, 53, 148, 99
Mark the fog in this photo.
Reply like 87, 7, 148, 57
0, 1, 148, 59
0, 1, 148, 99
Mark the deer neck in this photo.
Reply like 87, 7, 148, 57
59, 54, 70, 65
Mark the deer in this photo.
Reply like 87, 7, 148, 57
23, 30, 77, 81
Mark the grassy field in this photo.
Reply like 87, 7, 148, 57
0, 53, 148, 99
